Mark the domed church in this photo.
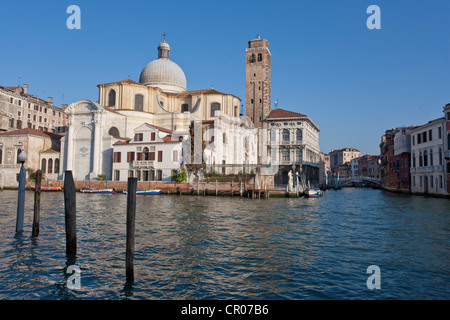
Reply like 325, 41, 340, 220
60, 39, 257, 182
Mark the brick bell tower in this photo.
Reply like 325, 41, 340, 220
245, 35, 271, 130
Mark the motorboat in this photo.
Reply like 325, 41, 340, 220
80, 188, 116, 194
304, 188, 323, 198
123, 189, 162, 195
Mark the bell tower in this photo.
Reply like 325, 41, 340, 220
245, 35, 271, 129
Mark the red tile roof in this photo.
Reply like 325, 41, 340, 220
266, 108, 307, 119
163, 135, 181, 143
144, 123, 173, 134
0, 128, 63, 139
100, 79, 145, 87
179, 89, 226, 97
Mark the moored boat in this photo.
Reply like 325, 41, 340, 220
304, 188, 323, 198
80, 188, 116, 194
32, 186, 63, 192
123, 189, 162, 195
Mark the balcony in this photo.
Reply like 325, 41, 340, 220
410, 165, 443, 174
267, 140, 303, 146
132, 160, 155, 168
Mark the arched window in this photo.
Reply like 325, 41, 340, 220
211, 103, 220, 117
108, 127, 120, 137
143, 147, 149, 161
181, 104, 189, 113
48, 158, 53, 173
296, 129, 303, 141
258, 53, 262, 62
250, 53, 255, 62
108, 89, 116, 107
41, 158, 47, 173
16, 148, 22, 164
135, 94, 144, 111
283, 129, 290, 142
55, 158, 60, 174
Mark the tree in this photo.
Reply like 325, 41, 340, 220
172, 168, 187, 183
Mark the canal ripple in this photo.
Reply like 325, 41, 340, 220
0, 188, 448, 299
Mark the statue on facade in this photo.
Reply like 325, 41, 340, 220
288, 170, 294, 192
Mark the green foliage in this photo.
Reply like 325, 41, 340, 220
97, 174, 107, 181
27, 168, 45, 181
172, 168, 187, 183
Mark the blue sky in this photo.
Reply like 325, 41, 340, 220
1, 0, 449, 155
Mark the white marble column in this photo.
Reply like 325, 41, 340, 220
66, 119, 74, 171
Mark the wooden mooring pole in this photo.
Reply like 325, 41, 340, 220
126, 177, 137, 283
64, 171, 77, 256
32, 170, 42, 237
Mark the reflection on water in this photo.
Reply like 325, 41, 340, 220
0, 189, 448, 299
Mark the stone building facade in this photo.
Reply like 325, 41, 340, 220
0, 85, 67, 133
410, 117, 446, 195
0, 128, 63, 186
264, 108, 320, 186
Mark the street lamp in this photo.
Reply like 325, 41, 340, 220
16, 151, 27, 233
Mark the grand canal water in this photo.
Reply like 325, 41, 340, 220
0, 188, 448, 300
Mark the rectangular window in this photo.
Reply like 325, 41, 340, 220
173, 150, 178, 162
282, 151, 290, 162
429, 130, 432, 141
440, 175, 443, 188
412, 135, 415, 145
430, 175, 434, 188
156, 170, 162, 181
417, 134, 421, 144
150, 170, 155, 181
158, 151, 163, 162
127, 152, 135, 162
149, 152, 155, 161
422, 132, 427, 143
438, 127, 442, 139
135, 133, 143, 142
114, 170, 120, 181
151, 132, 156, 141
413, 176, 415, 187
113, 152, 121, 163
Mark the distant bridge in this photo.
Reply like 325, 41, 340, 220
340, 177, 381, 187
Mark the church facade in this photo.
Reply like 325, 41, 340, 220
59, 40, 257, 182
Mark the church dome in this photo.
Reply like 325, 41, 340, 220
139, 41, 187, 93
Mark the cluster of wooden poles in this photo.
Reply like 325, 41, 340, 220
15, 169, 138, 284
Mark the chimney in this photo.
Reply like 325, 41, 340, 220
23, 84, 28, 95
48, 97, 53, 105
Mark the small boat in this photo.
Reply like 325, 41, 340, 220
80, 188, 116, 194
123, 189, 162, 195
304, 188, 323, 198
32, 186, 62, 192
